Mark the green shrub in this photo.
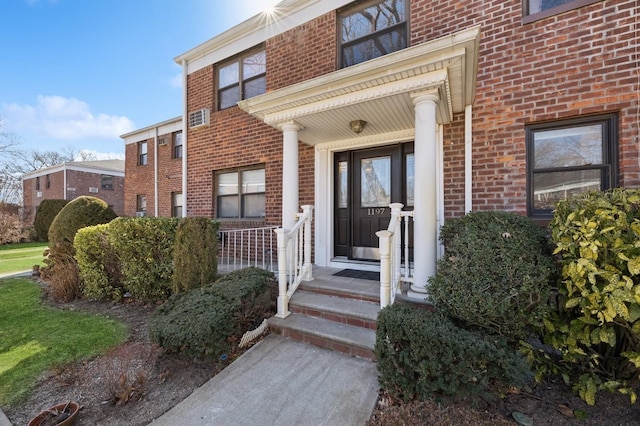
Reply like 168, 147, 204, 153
107, 217, 180, 302
150, 268, 276, 360
40, 241, 81, 302
375, 303, 530, 401
33, 199, 69, 242
542, 188, 640, 405
171, 217, 219, 294
428, 211, 555, 342
74, 224, 124, 300
48, 196, 117, 246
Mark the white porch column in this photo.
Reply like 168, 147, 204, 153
281, 122, 300, 230
410, 91, 439, 298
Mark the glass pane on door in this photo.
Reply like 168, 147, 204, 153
360, 156, 391, 207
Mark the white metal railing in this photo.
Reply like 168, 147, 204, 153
275, 205, 314, 318
218, 226, 278, 273
377, 203, 414, 308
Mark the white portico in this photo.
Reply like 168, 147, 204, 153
239, 26, 480, 297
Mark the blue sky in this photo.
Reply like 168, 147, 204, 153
0, 0, 279, 159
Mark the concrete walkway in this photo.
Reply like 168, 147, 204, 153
150, 334, 379, 426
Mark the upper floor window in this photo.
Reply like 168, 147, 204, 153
101, 175, 113, 190
138, 141, 148, 166
216, 166, 265, 219
35, 176, 40, 191
526, 113, 618, 220
524, 0, 602, 22
218, 48, 266, 110
340, 0, 408, 68
173, 131, 183, 159
46, 174, 51, 189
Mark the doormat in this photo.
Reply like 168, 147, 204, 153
333, 269, 379, 281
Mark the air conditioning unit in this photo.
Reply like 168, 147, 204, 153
189, 108, 210, 129
158, 136, 168, 146
89, 187, 99, 193
135, 211, 147, 217
36, 191, 42, 198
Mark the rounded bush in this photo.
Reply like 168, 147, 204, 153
428, 211, 554, 342
171, 217, 219, 294
48, 196, 117, 246
33, 199, 69, 242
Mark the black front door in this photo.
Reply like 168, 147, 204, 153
334, 143, 414, 261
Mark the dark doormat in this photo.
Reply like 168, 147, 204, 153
333, 269, 379, 281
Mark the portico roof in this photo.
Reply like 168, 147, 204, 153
238, 26, 480, 146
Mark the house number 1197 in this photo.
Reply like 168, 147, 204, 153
367, 208, 386, 216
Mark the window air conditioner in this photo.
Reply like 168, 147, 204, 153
189, 108, 210, 128
89, 187, 99, 193
135, 211, 147, 217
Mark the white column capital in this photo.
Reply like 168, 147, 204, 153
411, 90, 440, 106
280, 121, 303, 132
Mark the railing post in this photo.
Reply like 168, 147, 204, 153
301, 205, 313, 281
377, 230, 393, 308
274, 228, 291, 318
389, 203, 403, 286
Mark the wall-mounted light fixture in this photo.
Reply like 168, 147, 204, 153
350, 120, 367, 134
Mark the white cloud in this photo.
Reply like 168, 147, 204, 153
2, 95, 135, 141
170, 72, 182, 89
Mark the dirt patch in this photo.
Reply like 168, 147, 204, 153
5, 296, 640, 425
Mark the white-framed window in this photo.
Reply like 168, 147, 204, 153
173, 132, 183, 159
172, 192, 183, 217
218, 48, 266, 110
523, 0, 602, 23
215, 167, 265, 219
138, 141, 148, 166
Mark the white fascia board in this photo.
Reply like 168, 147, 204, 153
21, 164, 124, 181
121, 117, 183, 145
22, 164, 66, 180
175, 0, 353, 74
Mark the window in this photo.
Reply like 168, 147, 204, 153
172, 192, 183, 217
101, 175, 113, 190
218, 48, 266, 110
340, 0, 408, 68
173, 132, 183, 159
216, 167, 265, 219
136, 195, 147, 213
524, 0, 602, 22
35, 176, 40, 191
138, 141, 148, 166
527, 113, 617, 219
46, 174, 51, 189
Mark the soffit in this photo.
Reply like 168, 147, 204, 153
238, 26, 480, 146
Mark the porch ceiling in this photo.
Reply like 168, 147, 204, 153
238, 26, 480, 146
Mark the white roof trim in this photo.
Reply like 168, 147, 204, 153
121, 116, 183, 145
22, 162, 125, 180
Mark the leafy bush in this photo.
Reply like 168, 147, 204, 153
74, 224, 124, 300
0, 210, 26, 245
108, 217, 180, 302
375, 303, 530, 401
150, 268, 276, 360
541, 188, 640, 405
33, 199, 69, 242
48, 196, 116, 246
171, 217, 219, 294
428, 211, 555, 342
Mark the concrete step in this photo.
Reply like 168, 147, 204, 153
289, 290, 379, 330
298, 277, 379, 303
269, 314, 376, 361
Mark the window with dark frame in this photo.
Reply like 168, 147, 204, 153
101, 175, 114, 190
526, 113, 618, 219
217, 48, 266, 110
137, 195, 147, 212
524, 0, 602, 21
172, 192, 183, 217
46, 174, 51, 189
138, 141, 148, 166
36, 176, 40, 191
339, 0, 408, 68
173, 131, 183, 159
216, 167, 266, 219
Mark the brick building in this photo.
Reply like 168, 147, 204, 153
22, 159, 125, 222
125, 0, 639, 297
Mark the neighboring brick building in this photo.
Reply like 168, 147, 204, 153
125, 0, 639, 295
121, 117, 183, 217
22, 159, 125, 222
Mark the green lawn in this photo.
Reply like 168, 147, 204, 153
0, 278, 128, 407
0, 242, 48, 275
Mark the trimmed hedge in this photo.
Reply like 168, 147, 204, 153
48, 196, 116, 246
428, 211, 554, 342
33, 199, 69, 242
107, 217, 180, 302
150, 268, 276, 360
171, 217, 219, 294
375, 303, 530, 401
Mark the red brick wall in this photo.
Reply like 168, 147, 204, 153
184, 0, 638, 224
411, 0, 639, 216
124, 136, 182, 217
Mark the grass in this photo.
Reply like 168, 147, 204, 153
0, 242, 48, 275
0, 277, 128, 407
